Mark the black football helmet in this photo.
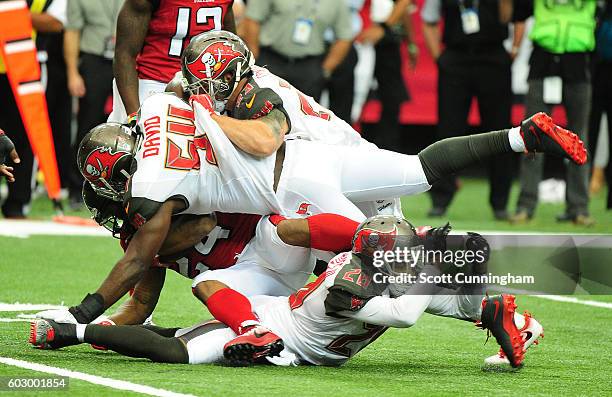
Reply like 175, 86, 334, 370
181, 31, 254, 109
77, 123, 137, 202
82, 182, 125, 238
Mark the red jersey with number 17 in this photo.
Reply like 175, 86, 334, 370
137, 0, 234, 83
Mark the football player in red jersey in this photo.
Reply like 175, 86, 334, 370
108, 0, 236, 125
37, 180, 360, 363
31, 215, 543, 369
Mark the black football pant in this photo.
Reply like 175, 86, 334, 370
0, 74, 34, 217
587, 58, 612, 210
68, 52, 114, 197
327, 44, 357, 124
370, 38, 409, 153
430, 47, 513, 213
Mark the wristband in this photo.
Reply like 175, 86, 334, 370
127, 111, 138, 127
68, 293, 105, 323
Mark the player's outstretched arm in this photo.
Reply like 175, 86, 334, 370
158, 214, 217, 256
108, 267, 166, 325
114, 0, 154, 119
67, 199, 184, 324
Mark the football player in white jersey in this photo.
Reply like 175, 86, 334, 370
30, 215, 542, 368
48, 27, 581, 363
52, 61, 583, 363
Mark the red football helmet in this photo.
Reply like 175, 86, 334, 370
181, 31, 254, 108
77, 123, 137, 202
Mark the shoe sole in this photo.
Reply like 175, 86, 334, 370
29, 320, 54, 349
532, 113, 587, 165
223, 339, 285, 365
480, 295, 524, 368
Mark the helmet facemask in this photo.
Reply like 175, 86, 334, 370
82, 182, 125, 238
352, 216, 424, 297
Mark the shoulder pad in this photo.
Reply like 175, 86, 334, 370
232, 86, 289, 123
124, 196, 163, 230
324, 255, 386, 315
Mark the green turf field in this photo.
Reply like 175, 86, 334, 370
25, 178, 612, 232
1, 179, 611, 396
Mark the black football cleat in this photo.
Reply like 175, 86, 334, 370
29, 319, 78, 350
476, 295, 525, 368
520, 112, 587, 165
223, 325, 284, 365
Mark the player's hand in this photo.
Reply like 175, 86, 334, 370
35, 309, 78, 324
423, 222, 452, 251
465, 232, 490, 268
189, 94, 215, 114
0, 130, 20, 182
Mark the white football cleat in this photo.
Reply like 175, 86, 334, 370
35, 309, 78, 324
484, 311, 543, 366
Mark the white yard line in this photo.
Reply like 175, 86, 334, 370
0, 303, 66, 312
532, 295, 612, 309
0, 357, 197, 397
0, 219, 108, 238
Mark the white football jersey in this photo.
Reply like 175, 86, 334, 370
255, 252, 389, 366
128, 93, 283, 226
249, 66, 372, 148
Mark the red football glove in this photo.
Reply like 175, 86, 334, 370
189, 94, 215, 114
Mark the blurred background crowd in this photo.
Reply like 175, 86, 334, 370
0, 0, 610, 226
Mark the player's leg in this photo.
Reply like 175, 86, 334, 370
240, 217, 314, 290
339, 115, 587, 203
29, 320, 189, 363
176, 320, 236, 364
191, 265, 285, 363
277, 140, 368, 222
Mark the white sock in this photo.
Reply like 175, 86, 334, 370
76, 324, 86, 343
508, 126, 526, 153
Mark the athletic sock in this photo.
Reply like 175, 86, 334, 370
84, 324, 189, 363
76, 324, 86, 342
205, 288, 259, 334
307, 214, 360, 252
508, 126, 526, 152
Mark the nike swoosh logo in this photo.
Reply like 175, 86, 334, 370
493, 300, 500, 321
245, 94, 256, 109
524, 331, 533, 342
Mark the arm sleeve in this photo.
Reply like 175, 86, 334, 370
245, 0, 272, 22
333, 2, 354, 41
231, 87, 290, 127
420, 0, 442, 24
65, 0, 84, 30
342, 294, 433, 328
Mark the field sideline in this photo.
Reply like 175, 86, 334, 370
1, 180, 611, 396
